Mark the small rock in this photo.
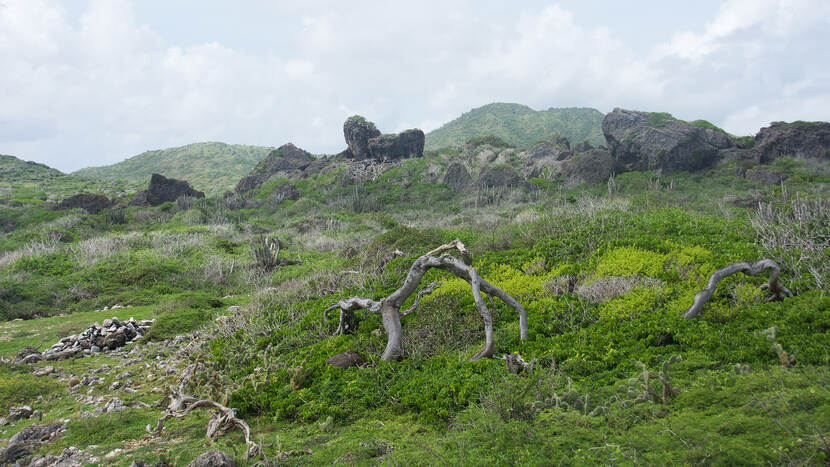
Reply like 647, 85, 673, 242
33, 366, 55, 376
188, 450, 236, 467
9, 406, 33, 421
226, 305, 242, 313
103, 397, 124, 413
105, 448, 123, 459
110, 381, 122, 390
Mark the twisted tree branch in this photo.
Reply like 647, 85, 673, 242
156, 388, 260, 458
683, 259, 793, 319
323, 240, 528, 361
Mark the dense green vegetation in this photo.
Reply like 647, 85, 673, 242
73, 142, 274, 195
0, 141, 827, 465
425, 103, 606, 150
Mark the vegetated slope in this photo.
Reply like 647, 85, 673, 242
0, 154, 130, 204
74, 142, 274, 194
0, 154, 65, 184
425, 103, 605, 150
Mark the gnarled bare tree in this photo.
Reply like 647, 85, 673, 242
684, 259, 793, 319
324, 239, 528, 361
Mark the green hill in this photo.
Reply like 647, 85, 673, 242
0, 154, 65, 183
425, 103, 606, 150
74, 142, 274, 194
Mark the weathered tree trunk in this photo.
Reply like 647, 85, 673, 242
683, 259, 793, 319
324, 239, 528, 361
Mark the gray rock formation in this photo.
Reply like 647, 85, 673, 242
0, 422, 63, 464
603, 108, 733, 173
236, 143, 314, 193
523, 140, 571, 161
479, 166, 524, 188
188, 450, 236, 467
752, 121, 830, 163
443, 163, 474, 193
343, 116, 381, 160
129, 174, 205, 207
554, 148, 614, 188
56, 193, 111, 214
367, 129, 425, 161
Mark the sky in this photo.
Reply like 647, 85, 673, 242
1, 0, 829, 172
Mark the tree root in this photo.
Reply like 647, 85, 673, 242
683, 259, 793, 319
324, 239, 528, 361
155, 388, 260, 458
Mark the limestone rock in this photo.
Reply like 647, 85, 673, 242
343, 116, 382, 160
554, 148, 614, 188
367, 129, 425, 161
188, 450, 237, 467
443, 163, 474, 193
236, 143, 314, 193
752, 121, 830, 163
603, 108, 733, 173
478, 166, 524, 188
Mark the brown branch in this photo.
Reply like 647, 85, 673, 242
684, 259, 793, 319
425, 238, 472, 265
156, 389, 260, 458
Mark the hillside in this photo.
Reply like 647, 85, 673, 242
0, 154, 129, 205
0, 112, 827, 465
74, 142, 274, 194
425, 103, 605, 150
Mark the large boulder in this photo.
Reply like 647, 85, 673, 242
235, 143, 314, 193
479, 166, 524, 188
554, 148, 614, 188
752, 121, 830, 163
523, 139, 571, 162
443, 162, 474, 193
368, 129, 425, 161
603, 108, 733, 173
129, 174, 205, 207
343, 116, 381, 160
56, 193, 111, 214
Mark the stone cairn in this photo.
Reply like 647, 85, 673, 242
15, 317, 154, 364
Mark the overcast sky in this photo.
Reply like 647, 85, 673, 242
2, 0, 829, 172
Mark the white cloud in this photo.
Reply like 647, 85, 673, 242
0, 0, 827, 171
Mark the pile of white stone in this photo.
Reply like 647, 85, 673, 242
16, 317, 154, 364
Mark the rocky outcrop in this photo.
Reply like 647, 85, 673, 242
751, 121, 830, 163
342, 116, 425, 161
603, 109, 733, 174
16, 317, 154, 363
444, 162, 474, 193
0, 422, 63, 464
343, 116, 382, 160
479, 166, 524, 188
236, 143, 314, 193
129, 173, 205, 207
554, 148, 614, 188
188, 450, 237, 467
368, 129, 425, 161
523, 140, 571, 161
56, 193, 111, 214
573, 140, 594, 153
